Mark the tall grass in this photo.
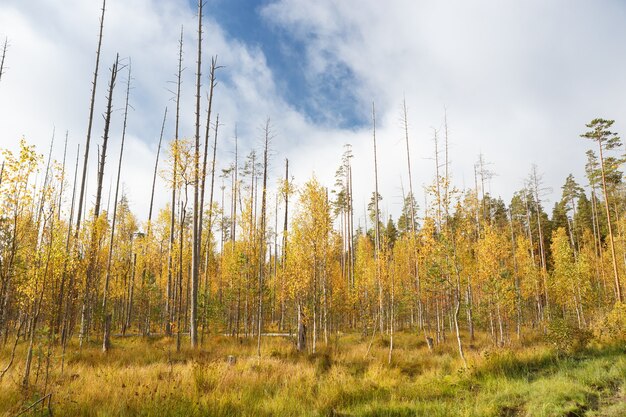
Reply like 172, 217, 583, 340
0, 331, 624, 416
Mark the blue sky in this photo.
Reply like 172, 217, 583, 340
2, 0, 626, 226
206, 0, 364, 128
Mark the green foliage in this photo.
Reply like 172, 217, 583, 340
592, 302, 626, 343
545, 318, 592, 355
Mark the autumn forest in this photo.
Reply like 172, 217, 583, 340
1, 1, 625, 416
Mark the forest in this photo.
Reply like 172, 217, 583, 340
1, 1, 625, 416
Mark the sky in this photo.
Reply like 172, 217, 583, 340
1, 0, 626, 230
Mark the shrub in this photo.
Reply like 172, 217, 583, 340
592, 302, 626, 343
545, 319, 591, 355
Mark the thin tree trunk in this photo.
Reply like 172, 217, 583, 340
148, 107, 168, 228
0, 37, 8, 85
597, 142, 622, 301
76, 0, 106, 236
60, 143, 80, 349
80, 54, 119, 347
257, 119, 270, 357
509, 209, 522, 338
176, 197, 186, 352
199, 59, 218, 344
201, 113, 220, 342
102, 61, 131, 352
125, 253, 136, 332
190, 0, 203, 348
166, 27, 184, 336
371, 103, 383, 333
281, 159, 289, 330
297, 302, 306, 351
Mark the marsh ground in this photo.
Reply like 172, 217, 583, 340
1, 332, 624, 416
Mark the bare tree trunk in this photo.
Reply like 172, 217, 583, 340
598, 142, 622, 302
509, 209, 522, 339
297, 302, 306, 351
281, 159, 289, 330
24, 195, 57, 386
200, 59, 218, 344
80, 54, 119, 347
201, 113, 220, 343
52, 133, 69, 339
0, 37, 8, 85
76, 0, 106, 236
0, 318, 24, 381
176, 197, 186, 352
60, 144, 80, 349
190, 0, 203, 348
125, 253, 136, 332
139, 107, 167, 336
102, 61, 131, 352
402, 99, 423, 333
257, 119, 271, 357
388, 258, 394, 364
231, 128, 238, 244
166, 28, 184, 336
528, 167, 550, 320
371, 103, 383, 333
148, 107, 168, 228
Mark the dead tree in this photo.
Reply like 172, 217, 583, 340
102, 59, 131, 352
372, 102, 383, 333
76, 0, 107, 236
199, 58, 220, 343
23, 131, 58, 387
231, 127, 238, 243
166, 27, 184, 336
80, 54, 119, 347
52, 133, 69, 338
281, 158, 288, 330
148, 107, 168, 230
190, 0, 203, 348
0, 37, 8, 85
139, 106, 167, 336
257, 119, 271, 357
201, 112, 220, 343
402, 99, 423, 333
60, 144, 80, 350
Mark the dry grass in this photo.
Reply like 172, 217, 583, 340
0, 331, 624, 416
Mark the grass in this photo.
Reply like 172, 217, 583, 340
0, 332, 624, 416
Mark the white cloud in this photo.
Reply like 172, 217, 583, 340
2, 0, 626, 231
0, 0, 317, 226
262, 0, 626, 215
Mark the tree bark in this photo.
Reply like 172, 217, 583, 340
102, 60, 130, 352
190, 0, 203, 348
166, 27, 184, 337
76, 0, 106, 236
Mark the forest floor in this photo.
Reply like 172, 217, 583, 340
0, 331, 625, 416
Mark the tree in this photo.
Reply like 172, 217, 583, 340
561, 174, 583, 250
76, 0, 107, 236
165, 26, 184, 336
80, 54, 120, 347
257, 119, 271, 357
287, 178, 332, 352
102, 60, 131, 352
397, 193, 419, 236
0, 37, 8, 86
199, 57, 220, 344
190, 0, 204, 349
581, 118, 623, 302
